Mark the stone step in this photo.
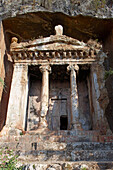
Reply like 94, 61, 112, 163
1, 129, 113, 143
18, 150, 113, 162
16, 161, 113, 170
1, 141, 113, 163
1, 141, 113, 152
1, 133, 113, 143
28, 130, 100, 137
1, 140, 113, 164
1, 128, 113, 143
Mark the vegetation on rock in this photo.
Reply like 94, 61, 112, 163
0, 78, 4, 87
93, 0, 106, 10
105, 68, 113, 80
0, 147, 23, 170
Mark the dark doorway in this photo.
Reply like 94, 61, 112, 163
60, 115, 68, 130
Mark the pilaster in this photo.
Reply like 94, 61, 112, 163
6, 63, 28, 134
91, 63, 111, 134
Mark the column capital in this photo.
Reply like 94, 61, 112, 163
13, 63, 28, 72
39, 65, 51, 73
67, 64, 79, 72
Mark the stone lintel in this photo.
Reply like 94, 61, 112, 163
14, 59, 96, 66
10, 49, 98, 61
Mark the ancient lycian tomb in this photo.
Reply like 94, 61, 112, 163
5, 25, 110, 136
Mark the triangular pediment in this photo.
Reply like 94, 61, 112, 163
10, 24, 102, 62
10, 35, 87, 52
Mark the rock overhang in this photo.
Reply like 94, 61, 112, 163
2, 11, 113, 49
0, 0, 112, 20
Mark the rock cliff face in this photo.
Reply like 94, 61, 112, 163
0, 0, 113, 19
0, 0, 113, 132
0, 1, 113, 169
0, 0, 113, 42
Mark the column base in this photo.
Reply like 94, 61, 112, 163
28, 118, 49, 134
0, 126, 24, 136
38, 117, 48, 129
99, 124, 112, 135
71, 122, 82, 131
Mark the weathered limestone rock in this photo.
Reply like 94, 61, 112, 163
103, 29, 113, 133
0, 23, 113, 170
7, 26, 111, 134
0, 21, 14, 132
90, 52, 111, 134
0, 21, 5, 102
0, 0, 112, 168
0, 0, 112, 20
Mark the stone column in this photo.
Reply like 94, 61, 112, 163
5, 64, 28, 135
39, 65, 51, 128
67, 64, 82, 130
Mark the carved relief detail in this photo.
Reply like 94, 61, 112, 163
67, 64, 79, 72
11, 49, 98, 61
39, 65, 51, 73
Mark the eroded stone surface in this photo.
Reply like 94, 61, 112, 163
12, 162, 113, 170
0, 23, 113, 170
39, 65, 51, 128
67, 64, 81, 130
0, 0, 112, 20
5, 64, 28, 134
8, 28, 111, 134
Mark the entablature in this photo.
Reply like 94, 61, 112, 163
10, 25, 103, 64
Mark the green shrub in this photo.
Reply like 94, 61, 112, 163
92, 0, 106, 11
0, 148, 23, 170
105, 68, 113, 80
